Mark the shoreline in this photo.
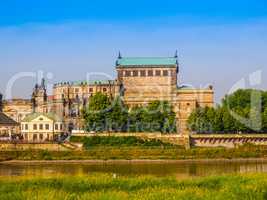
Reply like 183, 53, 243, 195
2, 158, 267, 165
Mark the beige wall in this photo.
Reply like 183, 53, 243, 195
52, 82, 117, 100
3, 99, 32, 122
116, 65, 214, 134
0, 125, 18, 136
174, 88, 214, 134
117, 67, 177, 107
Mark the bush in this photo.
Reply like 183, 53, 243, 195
70, 136, 174, 149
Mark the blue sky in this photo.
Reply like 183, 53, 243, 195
0, 0, 267, 102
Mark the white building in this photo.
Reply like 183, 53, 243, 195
21, 113, 64, 142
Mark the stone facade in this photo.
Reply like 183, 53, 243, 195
2, 99, 33, 123
2, 54, 214, 135
116, 56, 214, 134
30, 80, 120, 132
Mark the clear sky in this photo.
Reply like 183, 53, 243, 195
0, 0, 267, 102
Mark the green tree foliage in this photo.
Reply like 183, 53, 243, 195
188, 89, 267, 133
70, 136, 175, 148
106, 97, 129, 132
129, 101, 176, 133
83, 93, 176, 133
82, 92, 111, 132
263, 107, 267, 132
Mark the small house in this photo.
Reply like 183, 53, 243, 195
21, 113, 64, 142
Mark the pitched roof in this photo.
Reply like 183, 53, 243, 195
116, 57, 178, 67
22, 112, 63, 122
0, 112, 18, 126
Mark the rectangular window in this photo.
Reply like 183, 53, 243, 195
21, 124, 24, 130
125, 71, 131, 77
75, 88, 79, 93
133, 70, 138, 77
45, 124, 49, 130
140, 70, 146, 77
55, 124, 58, 130
40, 134, 43, 140
60, 124, 63, 130
33, 124, 37, 130
163, 70, 169, 76
147, 70, 153, 76
39, 124, 43, 130
118, 71, 123, 78
25, 124, 28, 130
33, 134, 37, 141
155, 70, 161, 76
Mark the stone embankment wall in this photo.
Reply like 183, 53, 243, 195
191, 134, 267, 148
73, 132, 267, 148
2, 133, 266, 150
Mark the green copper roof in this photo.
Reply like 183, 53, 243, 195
22, 112, 63, 122
54, 80, 115, 87
117, 57, 177, 67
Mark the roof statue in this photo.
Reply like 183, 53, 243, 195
41, 78, 46, 89
0, 93, 2, 112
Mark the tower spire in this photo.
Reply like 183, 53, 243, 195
174, 50, 178, 58
118, 51, 122, 59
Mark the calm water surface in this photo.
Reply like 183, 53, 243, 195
1, 160, 267, 178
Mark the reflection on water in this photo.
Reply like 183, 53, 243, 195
0, 160, 267, 178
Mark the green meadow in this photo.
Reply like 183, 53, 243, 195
0, 173, 267, 200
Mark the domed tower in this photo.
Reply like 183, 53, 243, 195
32, 78, 47, 113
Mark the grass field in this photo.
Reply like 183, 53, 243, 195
0, 173, 267, 199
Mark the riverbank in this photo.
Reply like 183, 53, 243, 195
0, 144, 267, 161
3, 157, 267, 164
0, 173, 266, 199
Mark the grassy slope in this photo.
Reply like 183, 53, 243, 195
1, 144, 267, 161
1, 136, 267, 161
0, 173, 267, 200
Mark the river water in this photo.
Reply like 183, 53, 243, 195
1, 160, 267, 178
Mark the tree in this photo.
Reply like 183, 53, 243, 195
129, 101, 176, 133
187, 107, 212, 133
188, 89, 267, 134
128, 106, 145, 132
106, 97, 128, 132
263, 107, 267, 132
82, 92, 111, 132
213, 106, 224, 132
162, 101, 177, 133
83, 94, 130, 132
